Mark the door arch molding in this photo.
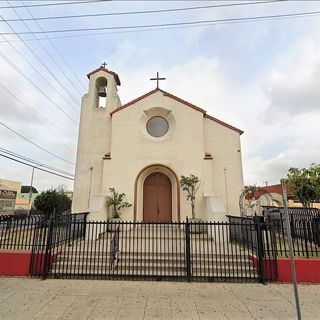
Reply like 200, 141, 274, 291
134, 164, 180, 222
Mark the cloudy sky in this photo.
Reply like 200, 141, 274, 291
0, 0, 319, 192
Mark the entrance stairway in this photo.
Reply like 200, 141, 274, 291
50, 225, 258, 280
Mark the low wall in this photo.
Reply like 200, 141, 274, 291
277, 258, 320, 283
251, 255, 320, 283
0, 251, 59, 277
0, 251, 31, 276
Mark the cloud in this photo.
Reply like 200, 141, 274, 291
264, 29, 320, 120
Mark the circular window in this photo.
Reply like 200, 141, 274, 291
146, 116, 169, 137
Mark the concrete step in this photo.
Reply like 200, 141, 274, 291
53, 254, 254, 270
50, 263, 257, 278
57, 251, 251, 262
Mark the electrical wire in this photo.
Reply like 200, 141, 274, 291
0, 147, 74, 177
0, 153, 74, 180
0, 51, 79, 125
0, 0, 107, 9
0, 120, 75, 166
1, 9, 319, 35
22, 2, 87, 91
2, 1, 285, 22
0, 30, 80, 114
1, 10, 81, 108
0, 82, 76, 148
15, 0, 86, 95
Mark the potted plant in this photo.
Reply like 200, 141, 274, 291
106, 187, 132, 231
180, 174, 207, 233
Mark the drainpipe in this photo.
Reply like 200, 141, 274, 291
224, 167, 229, 213
88, 167, 93, 209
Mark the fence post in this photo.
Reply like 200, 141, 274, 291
185, 217, 192, 281
302, 220, 309, 258
314, 217, 320, 246
42, 213, 54, 280
254, 216, 265, 283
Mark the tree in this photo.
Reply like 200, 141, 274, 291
32, 187, 71, 218
180, 174, 200, 219
287, 163, 320, 208
105, 188, 132, 219
21, 185, 38, 193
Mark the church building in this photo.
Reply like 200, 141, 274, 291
72, 66, 244, 222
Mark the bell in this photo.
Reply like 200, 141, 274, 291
98, 86, 106, 97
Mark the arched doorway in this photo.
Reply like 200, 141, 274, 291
143, 172, 172, 222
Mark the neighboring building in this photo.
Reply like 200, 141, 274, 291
15, 193, 39, 211
72, 66, 244, 221
0, 179, 21, 193
0, 179, 21, 215
253, 184, 320, 209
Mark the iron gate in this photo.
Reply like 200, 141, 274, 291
29, 218, 277, 282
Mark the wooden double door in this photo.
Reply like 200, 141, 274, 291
143, 172, 172, 222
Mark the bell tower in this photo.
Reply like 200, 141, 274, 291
72, 64, 121, 213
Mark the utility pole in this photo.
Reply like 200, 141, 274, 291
281, 178, 301, 320
28, 167, 35, 205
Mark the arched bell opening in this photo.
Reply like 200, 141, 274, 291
95, 77, 108, 108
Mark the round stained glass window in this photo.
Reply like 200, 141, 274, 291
146, 116, 169, 137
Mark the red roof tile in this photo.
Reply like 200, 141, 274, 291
110, 88, 243, 134
87, 67, 121, 86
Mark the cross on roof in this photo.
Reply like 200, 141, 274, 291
150, 72, 166, 89
101, 62, 107, 69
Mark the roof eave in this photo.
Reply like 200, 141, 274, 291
87, 67, 121, 86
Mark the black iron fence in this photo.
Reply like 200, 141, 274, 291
26, 218, 278, 283
0, 213, 88, 251
0, 214, 43, 250
262, 206, 320, 257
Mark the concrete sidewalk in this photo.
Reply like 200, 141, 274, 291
0, 278, 319, 320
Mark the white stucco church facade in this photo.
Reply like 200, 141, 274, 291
72, 66, 244, 222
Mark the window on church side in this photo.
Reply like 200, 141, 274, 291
146, 116, 169, 137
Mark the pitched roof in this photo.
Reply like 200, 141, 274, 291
110, 88, 243, 134
87, 67, 121, 86
204, 114, 244, 135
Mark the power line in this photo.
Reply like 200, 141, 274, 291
0, 12, 81, 108
0, 82, 76, 147
12, 0, 86, 95
0, 30, 80, 114
0, 147, 74, 177
0, 153, 74, 180
1, 9, 319, 35
1, 1, 285, 22
0, 50, 79, 125
20, 0, 87, 92
1, 7, 318, 43
0, 0, 106, 9
0, 120, 75, 166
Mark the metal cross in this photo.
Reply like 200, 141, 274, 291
150, 72, 166, 88
101, 62, 107, 68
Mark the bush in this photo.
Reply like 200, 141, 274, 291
32, 187, 71, 218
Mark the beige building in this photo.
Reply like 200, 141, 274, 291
0, 179, 21, 215
0, 179, 21, 193
72, 66, 244, 222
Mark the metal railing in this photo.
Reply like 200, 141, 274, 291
0, 213, 88, 251
0, 214, 44, 250
28, 218, 278, 283
262, 206, 320, 257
